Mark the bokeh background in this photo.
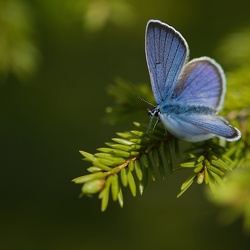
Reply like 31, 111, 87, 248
1, 0, 250, 249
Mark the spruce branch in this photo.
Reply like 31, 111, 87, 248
73, 30, 250, 234
73, 104, 248, 211
72, 122, 179, 211
176, 140, 237, 197
72, 74, 250, 211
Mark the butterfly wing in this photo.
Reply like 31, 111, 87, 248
159, 113, 241, 142
146, 20, 189, 104
173, 57, 225, 110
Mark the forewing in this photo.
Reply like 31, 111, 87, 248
160, 113, 241, 142
146, 20, 189, 104
173, 57, 225, 110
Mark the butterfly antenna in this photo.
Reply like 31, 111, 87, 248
136, 95, 155, 107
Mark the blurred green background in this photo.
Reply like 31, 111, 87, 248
1, 0, 250, 249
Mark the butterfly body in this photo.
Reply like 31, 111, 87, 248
145, 20, 241, 142
160, 104, 216, 115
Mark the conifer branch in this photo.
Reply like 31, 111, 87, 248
72, 102, 248, 211
73, 29, 250, 233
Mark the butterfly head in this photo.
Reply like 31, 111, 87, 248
147, 107, 161, 133
147, 107, 160, 118
136, 95, 161, 133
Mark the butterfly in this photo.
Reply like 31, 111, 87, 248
145, 20, 241, 142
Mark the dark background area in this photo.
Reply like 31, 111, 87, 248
1, 0, 250, 249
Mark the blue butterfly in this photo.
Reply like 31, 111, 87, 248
145, 20, 241, 142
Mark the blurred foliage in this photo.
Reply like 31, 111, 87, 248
209, 164, 250, 233
0, 0, 136, 83
217, 29, 250, 68
73, 0, 135, 31
209, 29, 250, 233
0, 0, 39, 82
104, 78, 155, 125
